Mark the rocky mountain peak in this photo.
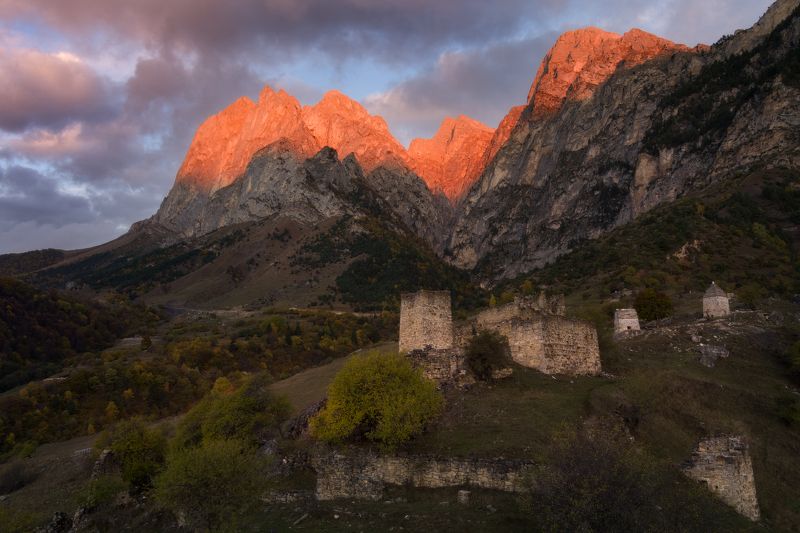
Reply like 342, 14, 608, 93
302, 90, 410, 173
408, 115, 494, 200
526, 26, 691, 117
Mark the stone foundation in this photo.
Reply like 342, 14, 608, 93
312, 450, 535, 501
683, 436, 760, 521
407, 348, 473, 387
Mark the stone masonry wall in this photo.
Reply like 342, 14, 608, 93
683, 436, 760, 521
407, 348, 472, 387
540, 316, 601, 375
459, 302, 601, 376
399, 290, 454, 353
703, 296, 731, 318
313, 450, 535, 501
613, 309, 640, 334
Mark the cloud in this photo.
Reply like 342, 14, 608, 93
0, 0, 560, 63
365, 34, 558, 143
0, 165, 93, 225
0, 48, 115, 132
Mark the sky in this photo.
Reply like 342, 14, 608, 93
0, 0, 774, 253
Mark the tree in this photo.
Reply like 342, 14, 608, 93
97, 418, 166, 490
465, 331, 511, 381
172, 375, 290, 450
310, 352, 443, 449
154, 439, 267, 531
634, 289, 673, 321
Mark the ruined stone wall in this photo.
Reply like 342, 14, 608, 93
399, 290, 453, 353
540, 316, 601, 375
703, 296, 731, 318
614, 309, 640, 334
683, 436, 760, 521
407, 348, 472, 387
459, 308, 601, 376
313, 450, 535, 501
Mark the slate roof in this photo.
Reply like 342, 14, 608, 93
704, 282, 727, 298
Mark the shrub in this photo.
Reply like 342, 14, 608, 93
80, 474, 127, 508
154, 439, 267, 531
634, 289, 673, 321
172, 375, 290, 451
465, 331, 511, 380
523, 429, 742, 531
97, 418, 166, 490
310, 352, 443, 449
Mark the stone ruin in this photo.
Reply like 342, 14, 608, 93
399, 290, 601, 384
703, 282, 731, 318
312, 450, 534, 501
398, 290, 454, 353
613, 308, 641, 336
683, 436, 760, 521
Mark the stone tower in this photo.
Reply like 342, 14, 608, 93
683, 436, 760, 521
613, 309, 640, 335
703, 282, 730, 318
399, 290, 454, 353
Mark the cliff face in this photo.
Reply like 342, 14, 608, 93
447, 0, 800, 279
408, 116, 494, 200
526, 28, 691, 118
150, 0, 800, 282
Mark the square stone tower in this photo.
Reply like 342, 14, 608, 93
399, 290, 453, 353
614, 309, 640, 335
703, 282, 731, 318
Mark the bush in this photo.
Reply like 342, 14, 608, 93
465, 331, 511, 380
80, 474, 127, 508
97, 418, 166, 490
310, 352, 443, 449
523, 429, 743, 531
634, 289, 673, 321
154, 439, 268, 531
172, 375, 290, 451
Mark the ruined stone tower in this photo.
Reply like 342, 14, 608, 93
683, 436, 760, 521
614, 309, 640, 335
703, 282, 731, 318
399, 290, 454, 353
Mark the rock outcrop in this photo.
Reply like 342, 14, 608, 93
448, 2, 800, 278
526, 27, 691, 118
408, 115, 494, 200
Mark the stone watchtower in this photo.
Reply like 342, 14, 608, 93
398, 290, 454, 353
614, 309, 640, 335
703, 282, 730, 318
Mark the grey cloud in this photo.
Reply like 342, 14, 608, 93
0, 165, 94, 225
365, 34, 558, 143
0, 0, 565, 63
0, 48, 116, 132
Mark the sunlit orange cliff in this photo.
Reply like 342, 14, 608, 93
174, 27, 690, 200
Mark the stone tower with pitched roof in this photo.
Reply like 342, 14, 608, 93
703, 282, 730, 318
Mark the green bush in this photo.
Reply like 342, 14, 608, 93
172, 375, 290, 451
310, 352, 443, 449
80, 474, 127, 508
97, 418, 166, 490
465, 331, 511, 380
634, 289, 673, 321
154, 439, 268, 531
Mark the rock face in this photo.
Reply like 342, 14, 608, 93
176, 87, 408, 195
448, 2, 800, 278
526, 28, 691, 118
408, 115, 494, 200
145, 0, 800, 283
